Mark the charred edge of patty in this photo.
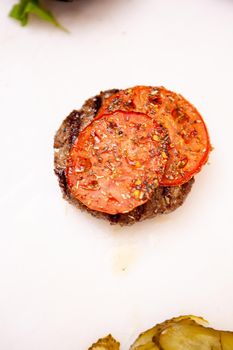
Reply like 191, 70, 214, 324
54, 89, 194, 226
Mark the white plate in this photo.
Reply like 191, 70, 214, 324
0, 0, 233, 349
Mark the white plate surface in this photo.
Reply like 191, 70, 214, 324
0, 0, 233, 349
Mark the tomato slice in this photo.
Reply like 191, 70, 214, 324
66, 111, 169, 214
97, 86, 211, 186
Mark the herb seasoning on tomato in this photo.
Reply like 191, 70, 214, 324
97, 86, 211, 186
66, 111, 169, 214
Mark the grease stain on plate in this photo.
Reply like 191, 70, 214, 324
112, 244, 139, 273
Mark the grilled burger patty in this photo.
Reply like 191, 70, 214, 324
54, 89, 194, 225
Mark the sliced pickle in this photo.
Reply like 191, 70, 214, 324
88, 316, 233, 350
133, 341, 159, 350
221, 332, 233, 350
130, 326, 159, 349
158, 323, 221, 350
130, 316, 207, 350
88, 335, 120, 350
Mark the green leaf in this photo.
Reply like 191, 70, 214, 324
9, 0, 65, 29
9, 0, 31, 26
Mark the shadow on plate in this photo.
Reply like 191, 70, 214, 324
48, 0, 131, 28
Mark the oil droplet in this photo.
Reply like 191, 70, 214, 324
112, 244, 138, 273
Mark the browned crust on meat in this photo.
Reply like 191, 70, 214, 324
54, 89, 194, 226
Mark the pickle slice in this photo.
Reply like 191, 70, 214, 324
88, 316, 233, 350
221, 332, 233, 350
88, 335, 120, 350
158, 323, 221, 350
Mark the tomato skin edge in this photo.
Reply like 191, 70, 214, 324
160, 96, 212, 186
160, 144, 211, 186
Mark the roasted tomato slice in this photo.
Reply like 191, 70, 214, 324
66, 111, 169, 214
97, 86, 211, 186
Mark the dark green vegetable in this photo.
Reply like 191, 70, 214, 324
9, 0, 64, 28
